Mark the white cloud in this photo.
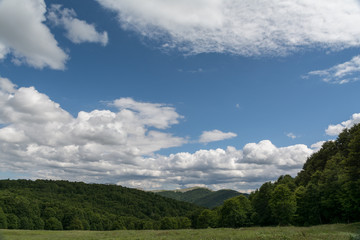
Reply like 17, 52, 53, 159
199, 129, 237, 143
0, 0, 68, 69
311, 141, 326, 152
112, 98, 182, 129
48, 4, 108, 46
122, 140, 313, 191
0, 76, 317, 192
326, 113, 360, 136
286, 132, 297, 139
0, 76, 185, 181
307, 55, 360, 84
96, 0, 360, 56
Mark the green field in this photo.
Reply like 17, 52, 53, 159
0, 223, 359, 240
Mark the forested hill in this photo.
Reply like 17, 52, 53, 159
247, 123, 360, 226
0, 179, 202, 230
155, 187, 245, 208
192, 123, 360, 229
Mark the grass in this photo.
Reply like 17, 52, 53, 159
0, 223, 359, 240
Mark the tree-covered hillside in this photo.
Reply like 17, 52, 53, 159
191, 123, 360, 228
250, 123, 360, 226
0, 180, 202, 230
156, 188, 244, 208
155, 188, 212, 204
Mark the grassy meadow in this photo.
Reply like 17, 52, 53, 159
0, 223, 359, 240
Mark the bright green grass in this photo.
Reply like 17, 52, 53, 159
0, 223, 359, 240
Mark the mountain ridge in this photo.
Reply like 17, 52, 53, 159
154, 187, 247, 208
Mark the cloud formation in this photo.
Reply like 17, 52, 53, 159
286, 132, 297, 139
96, 0, 360, 56
0, 76, 185, 181
48, 4, 108, 46
199, 129, 237, 143
326, 113, 360, 136
138, 140, 313, 191
307, 55, 360, 84
0, 76, 318, 191
0, 0, 68, 69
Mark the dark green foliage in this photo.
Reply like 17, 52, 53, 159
296, 141, 337, 187
156, 188, 212, 203
160, 217, 177, 230
249, 182, 274, 226
269, 184, 296, 225
156, 188, 245, 208
5, 214, 19, 229
19, 217, 33, 230
249, 123, 360, 227
45, 217, 63, 230
177, 217, 192, 229
0, 179, 202, 230
197, 209, 218, 228
196, 190, 245, 208
0, 207, 7, 229
219, 195, 253, 228
159, 216, 192, 230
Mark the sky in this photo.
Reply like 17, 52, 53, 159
1, 0, 360, 192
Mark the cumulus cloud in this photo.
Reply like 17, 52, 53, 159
326, 113, 360, 136
0, 76, 184, 180
96, 0, 360, 56
48, 4, 108, 46
0, 0, 68, 69
307, 55, 360, 84
112, 98, 182, 129
199, 129, 237, 143
124, 140, 313, 191
0, 76, 317, 191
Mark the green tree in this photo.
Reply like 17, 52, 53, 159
276, 175, 296, 191
294, 186, 307, 225
177, 217, 191, 229
45, 217, 63, 230
32, 216, 44, 230
220, 195, 252, 228
42, 207, 57, 219
67, 217, 83, 230
112, 219, 126, 230
19, 217, 34, 229
5, 214, 19, 229
0, 207, 7, 229
160, 217, 178, 229
250, 182, 274, 226
269, 184, 296, 225
142, 221, 154, 230
197, 209, 218, 228
340, 126, 360, 222
305, 183, 323, 225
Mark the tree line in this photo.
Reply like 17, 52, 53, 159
0, 179, 201, 230
0, 123, 359, 230
192, 123, 360, 228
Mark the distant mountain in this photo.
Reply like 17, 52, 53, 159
154, 187, 247, 208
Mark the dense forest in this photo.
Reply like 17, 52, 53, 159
192, 123, 360, 228
155, 187, 244, 208
0, 123, 359, 230
0, 180, 202, 230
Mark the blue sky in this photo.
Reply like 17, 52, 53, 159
1, 0, 360, 192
